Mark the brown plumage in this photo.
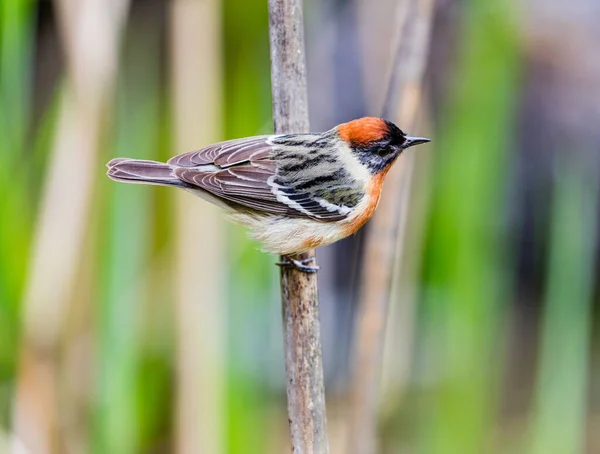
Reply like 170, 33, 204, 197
106, 117, 430, 258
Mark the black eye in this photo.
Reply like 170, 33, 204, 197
377, 133, 405, 155
374, 144, 394, 156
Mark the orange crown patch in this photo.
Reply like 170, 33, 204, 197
337, 117, 389, 146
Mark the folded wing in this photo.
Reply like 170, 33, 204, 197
169, 135, 354, 222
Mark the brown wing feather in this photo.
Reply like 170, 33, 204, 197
169, 135, 352, 221
174, 162, 293, 216
168, 136, 272, 167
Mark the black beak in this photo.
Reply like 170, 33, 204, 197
403, 136, 431, 149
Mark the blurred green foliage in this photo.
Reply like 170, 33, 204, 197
418, 1, 520, 453
529, 155, 597, 454
223, 1, 279, 453
0, 0, 34, 426
94, 16, 164, 453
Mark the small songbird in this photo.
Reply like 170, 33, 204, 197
106, 117, 429, 271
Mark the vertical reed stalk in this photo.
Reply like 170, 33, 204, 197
349, 0, 434, 452
170, 1, 225, 453
268, 0, 329, 452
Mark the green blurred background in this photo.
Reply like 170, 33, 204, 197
1, 0, 600, 453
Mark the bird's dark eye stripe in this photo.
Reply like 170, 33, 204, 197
355, 138, 396, 154
375, 146, 394, 156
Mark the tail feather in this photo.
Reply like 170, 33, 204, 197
106, 158, 187, 188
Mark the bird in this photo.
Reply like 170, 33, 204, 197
106, 117, 430, 272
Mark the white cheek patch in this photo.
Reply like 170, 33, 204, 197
335, 139, 372, 183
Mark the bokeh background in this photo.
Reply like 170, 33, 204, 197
1, 0, 600, 453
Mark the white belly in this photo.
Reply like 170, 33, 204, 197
227, 212, 347, 255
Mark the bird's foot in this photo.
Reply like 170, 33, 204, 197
277, 256, 320, 273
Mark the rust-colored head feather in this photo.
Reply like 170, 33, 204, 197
337, 117, 390, 146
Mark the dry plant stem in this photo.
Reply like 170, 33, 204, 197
349, 0, 434, 453
171, 1, 225, 453
269, 0, 329, 452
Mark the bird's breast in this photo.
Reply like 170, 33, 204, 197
342, 172, 385, 237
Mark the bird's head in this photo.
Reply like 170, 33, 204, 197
337, 117, 430, 174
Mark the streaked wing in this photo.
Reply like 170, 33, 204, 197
170, 135, 353, 221
175, 163, 293, 216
